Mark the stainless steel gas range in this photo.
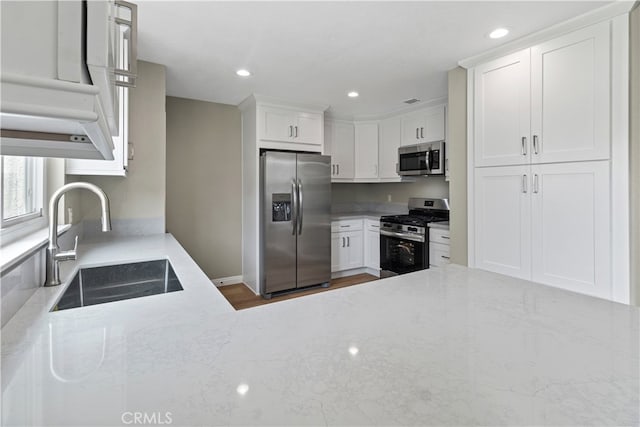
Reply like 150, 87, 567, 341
379, 198, 450, 277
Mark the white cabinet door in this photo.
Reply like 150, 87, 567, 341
295, 112, 323, 145
422, 105, 446, 143
364, 222, 380, 270
378, 117, 401, 179
531, 161, 611, 299
474, 50, 531, 167
331, 234, 345, 272
429, 242, 451, 267
345, 231, 364, 269
531, 22, 610, 163
400, 112, 423, 146
260, 106, 295, 142
330, 121, 355, 180
354, 122, 379, 179
474, 166, 531, 279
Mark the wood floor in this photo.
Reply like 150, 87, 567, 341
218, 273, 379, 310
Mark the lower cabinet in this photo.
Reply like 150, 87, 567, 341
331, 219, 364, 272
474, 161, 611, 299
364, 219, 380, 270
429, 227, 451, 267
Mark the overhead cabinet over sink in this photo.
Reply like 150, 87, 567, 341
0, 0, 137, 160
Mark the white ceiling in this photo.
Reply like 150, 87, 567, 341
137, 1, 610, 118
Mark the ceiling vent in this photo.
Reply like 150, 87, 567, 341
403, 98, 420, 105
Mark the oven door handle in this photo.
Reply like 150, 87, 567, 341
380, 229, 425, 243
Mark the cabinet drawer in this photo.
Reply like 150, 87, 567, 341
430, 242, 451, 267
429, 228, 450, 244
332, 219, 363, 233
365, 219, 380, 232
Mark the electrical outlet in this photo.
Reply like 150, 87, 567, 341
387, 194, 392, 202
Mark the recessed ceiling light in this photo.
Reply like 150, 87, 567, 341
236, 69, 251, 77
347, 91, 359, 98
489, 28, 509, 39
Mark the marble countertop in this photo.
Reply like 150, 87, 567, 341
2, 235, 638, 426
428, 221, 449, 230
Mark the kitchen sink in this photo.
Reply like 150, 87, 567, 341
52, 259, 183, 311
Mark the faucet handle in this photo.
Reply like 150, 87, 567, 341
55, 235, 78, 262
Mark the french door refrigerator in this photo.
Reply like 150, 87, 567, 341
260, 151, 331, 298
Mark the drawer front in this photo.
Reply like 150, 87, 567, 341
332, 219, 363, 233
430, 242, 451, 267
429, 228, 450, 244
365, 219, 381, 232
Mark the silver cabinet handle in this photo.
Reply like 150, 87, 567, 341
533, 135, 539, 155
340, 225, 350, 228
114, 0, 138, 87
297, 179, 303, 235
342, 237, 345, 248
294, 126, 298, 138
291, 180, 298, 235
337, 164, 339, 175
522, 174, 528, 193
533, 174, 539, 193
441, 235, 450, 240
441, 255, 450, 260
289, 125, 293, 137
420, 127, 424, 139
331, 164, 335, 175
347, 236, 350, 247
416, 128, 419, 139
521, 137, 527, 156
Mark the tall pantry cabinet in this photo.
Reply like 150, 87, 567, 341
467, 14, 630, 302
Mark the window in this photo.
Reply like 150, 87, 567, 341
0, 156, 44, 229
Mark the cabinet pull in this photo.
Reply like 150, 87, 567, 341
332, 164, 335, 175
533, 174, 539, 194
340, 225, 350, 228
347, 236, 350, 247
294, 126, 298, 138
441, 255, 450, 260
441, 235, 450, 240
522, 174, 528, 193
337, 164, 340, 175
342, 237, 345, 247
533, 135, 539, 155
420, 127, 424, 139
416, 128, 419, 139
521, 137, 527, 156
289, 125, 293, 137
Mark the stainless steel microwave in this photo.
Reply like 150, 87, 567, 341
397, 141, 445, 176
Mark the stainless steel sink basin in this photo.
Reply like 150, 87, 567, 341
52, 259, 183, 311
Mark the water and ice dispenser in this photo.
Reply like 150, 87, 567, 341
271, 193, 291, 222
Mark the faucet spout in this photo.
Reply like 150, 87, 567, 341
44, 182, 111, 287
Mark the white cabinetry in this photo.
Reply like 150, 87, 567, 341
66, 87, 129, 176
429, 227, 451, 268
400, 105, 446, 146
325, 120, 355, 181
258, 103, 324, 151
474, 22, 610, 167
378, 117, 401, 180
331, 219, 364, 272
354, 122, 379, 179
474, 162, 611, 298
364, 219, 380, 272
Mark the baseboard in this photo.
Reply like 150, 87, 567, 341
211, 275, 243, 287
331, 268, 380, 279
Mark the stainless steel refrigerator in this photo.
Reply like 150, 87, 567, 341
260, 151, 331, 298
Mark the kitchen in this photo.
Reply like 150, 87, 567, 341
1, 1, 639, 425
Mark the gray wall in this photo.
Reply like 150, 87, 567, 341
631, 3, 639, 306
332, 177, 449, 205
78, 61, 167, 235
165, 97, 242, 280
447, 67, 468, 266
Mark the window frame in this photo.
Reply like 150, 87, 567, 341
0, 156, 46, 245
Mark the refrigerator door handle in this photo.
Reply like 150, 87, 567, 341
291, 179, 298, 235
297, 179, 303, 235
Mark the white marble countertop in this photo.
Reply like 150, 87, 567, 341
428, 221, 449, 230
2, 235, 638, 426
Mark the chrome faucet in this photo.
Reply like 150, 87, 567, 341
44, 182, 111, 287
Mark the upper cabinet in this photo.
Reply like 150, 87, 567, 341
354, 122, 379, 179
325, 120, 355, 181
0, 0, 137, 160
378, 117, 401, 179
474, 22, 610, 167
259, 105, 323, 149
400, 105, 446, 146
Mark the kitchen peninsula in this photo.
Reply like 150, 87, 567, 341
2, 234, 637, 426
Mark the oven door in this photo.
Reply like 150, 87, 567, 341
379, 232, 428, 275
